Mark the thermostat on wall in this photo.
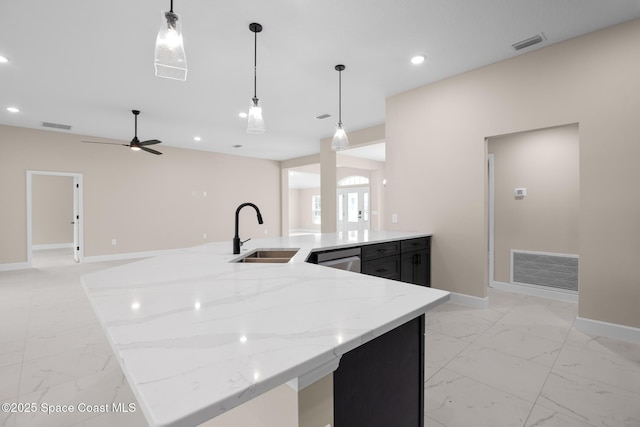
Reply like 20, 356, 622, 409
514, 188, 527, 197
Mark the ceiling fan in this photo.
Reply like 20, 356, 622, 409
82, 110, 163, 155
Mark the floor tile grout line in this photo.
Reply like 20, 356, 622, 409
522, 313, 582, 427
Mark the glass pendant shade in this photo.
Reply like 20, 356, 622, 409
331, 122, 349, 151
247, 97, 265, 134
154, 10, 187, 81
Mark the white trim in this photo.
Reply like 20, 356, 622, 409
83, 248, 187, 263
491, 280, 578, 302
33, 243, 74, 250
488, 153, 495, 285
27, 170, 84, 265
0, 262, 30, 272
575, 316, 640, 343
448, 292, 489, 309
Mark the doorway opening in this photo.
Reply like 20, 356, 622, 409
486, 124, 579, 300
27, 171, 84, 267
286, 165, 321, 236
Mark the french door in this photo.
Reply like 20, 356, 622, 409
337, 187, 369, 234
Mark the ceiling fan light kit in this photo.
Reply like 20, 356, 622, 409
331, 64, 349, 151
247, 22, 266, 134
154, 0, 188, 81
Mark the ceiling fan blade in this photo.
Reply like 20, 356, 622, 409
139, 139, 162, 146
82, 140, 128, 147
140, 146, 162, 155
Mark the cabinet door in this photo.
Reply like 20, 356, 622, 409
401, 249, 430, 287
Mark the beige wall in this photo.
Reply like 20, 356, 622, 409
32, 175, 74, 246
0, 125, 281, 264
489, 124, 580, 283
288, 187, 321, 232
385, 19, 640, 328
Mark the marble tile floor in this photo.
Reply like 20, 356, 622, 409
1, 252, 639, 427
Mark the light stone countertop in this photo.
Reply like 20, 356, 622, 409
82, 231, 449, 427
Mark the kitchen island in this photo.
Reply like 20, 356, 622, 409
82, 231, 449, 427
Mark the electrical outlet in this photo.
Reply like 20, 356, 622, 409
203, 191, 207, 197
202, 233, 207, 239
392, 214, 398, 223
111, 239, 117, 246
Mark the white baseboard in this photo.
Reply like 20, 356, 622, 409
33, 243, 74, 250
491, 280, 578, 303
83, 248, 188, 263
0, 262, 30, 272
448, 292, 489, 309
575, 316, 640, 343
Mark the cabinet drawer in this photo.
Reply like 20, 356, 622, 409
401, 237, 430, 253
362, 241, 401, 260
362, 255, 401, 280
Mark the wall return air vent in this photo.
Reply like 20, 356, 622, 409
512, 33, 545, 51
41, 121, 72, 131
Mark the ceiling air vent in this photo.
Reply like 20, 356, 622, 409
315, 113, 331, 120
41, 121, 72, 131
512, 34, 545, 51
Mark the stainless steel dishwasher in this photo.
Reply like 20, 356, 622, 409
315, 247, 361, 273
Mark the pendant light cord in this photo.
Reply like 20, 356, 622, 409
338, 69, 342, 125
253, 30, 258, 99
169, 0, 174, 13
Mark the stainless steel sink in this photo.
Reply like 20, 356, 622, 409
234, 248, 299, 263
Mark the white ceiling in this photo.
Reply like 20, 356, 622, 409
2, 1, 639, 161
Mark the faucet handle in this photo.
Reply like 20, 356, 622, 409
240, 238, 251, 247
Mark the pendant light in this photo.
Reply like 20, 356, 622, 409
154, 0, 187, 81
331, 64, 349, 151
247, 23, 265, 134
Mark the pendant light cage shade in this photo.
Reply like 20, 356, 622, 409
247, 97, 265, 134
247, 23, 265, 134
331, 64, 348, 151
154, 9, 187, 81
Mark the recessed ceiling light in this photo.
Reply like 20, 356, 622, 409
411, 55, 426, 65
0, 56, 8, 63
6, 107, 20, 113
238, 112, 248, 118
193, 136, 201, 142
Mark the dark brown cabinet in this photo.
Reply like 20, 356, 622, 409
309, 236, 431, 286
400, 237, 431, 287
361, 237, 430, 287
361, 241, 401, 280
334, 314, 425, 427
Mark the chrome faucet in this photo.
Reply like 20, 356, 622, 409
233, 202, 264, 254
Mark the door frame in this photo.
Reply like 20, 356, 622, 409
487, 153, 495, 286
26, 170, 84, 265
337, 186, 370, 234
